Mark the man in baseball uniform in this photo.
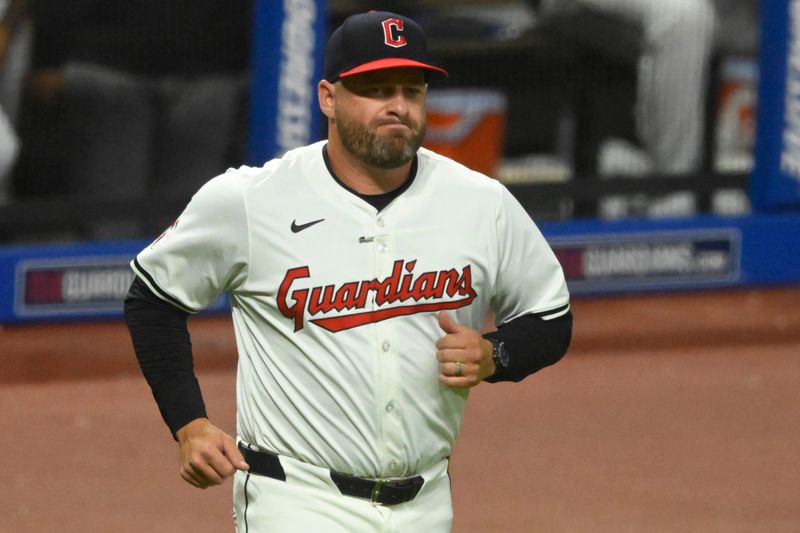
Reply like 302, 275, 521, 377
125, 11, 572, 532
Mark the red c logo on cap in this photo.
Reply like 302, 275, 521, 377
382, 18, 407, 48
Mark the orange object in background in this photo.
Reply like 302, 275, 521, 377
423, 89, 507, 177
715, 58, 757, 172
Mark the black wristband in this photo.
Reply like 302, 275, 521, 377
483, 310, 572, 383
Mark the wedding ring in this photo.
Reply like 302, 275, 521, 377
455, 361, 462, 377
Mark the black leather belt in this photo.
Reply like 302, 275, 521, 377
238, 443, 424, 506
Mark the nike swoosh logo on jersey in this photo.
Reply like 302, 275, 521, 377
291, 218, 326, 233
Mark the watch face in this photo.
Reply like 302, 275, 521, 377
492, 339, 510, 368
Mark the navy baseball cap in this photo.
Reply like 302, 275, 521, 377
323, 11, 448, 83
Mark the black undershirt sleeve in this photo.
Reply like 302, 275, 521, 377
482, 310, 573, 383
123, 276, 207, 440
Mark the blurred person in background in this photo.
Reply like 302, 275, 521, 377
537, 0, 716, 218
24, 0, 252, 237
0, 0, 30, 205
536, 0, 758, 218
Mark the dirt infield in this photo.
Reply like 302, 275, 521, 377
1, 287, 799, 532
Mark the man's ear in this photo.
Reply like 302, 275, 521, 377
318, 80, 336, 119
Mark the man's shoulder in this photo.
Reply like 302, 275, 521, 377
224, 142, 325, 188
417, 147, 504, 195
221, 161, 280, 187
281, 141, 326, 162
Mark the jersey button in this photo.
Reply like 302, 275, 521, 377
376, 218, 385, 228
377, 243, 387, 253
381, 341, 390, 352
385, 402, 395, 413
388, 460, 398, 472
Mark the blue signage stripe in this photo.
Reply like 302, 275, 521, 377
752, 0, 800, 210
247, 0, 327, 165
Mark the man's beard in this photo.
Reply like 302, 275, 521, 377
334, 108, 426, 169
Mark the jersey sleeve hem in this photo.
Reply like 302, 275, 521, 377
530, 302, 571, 320
130, 258, 201, 314
501, 301, 571, 324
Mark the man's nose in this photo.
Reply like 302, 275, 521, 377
385, 88, 410, 116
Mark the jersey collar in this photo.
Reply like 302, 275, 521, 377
322, 143, 418, 213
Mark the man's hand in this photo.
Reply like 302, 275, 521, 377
436, 311, 496, 388
175, 418, 249, 489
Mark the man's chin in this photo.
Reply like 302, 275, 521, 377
379, 131, 413, 146
365, 149, 415, 169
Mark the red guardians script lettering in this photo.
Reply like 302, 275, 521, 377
277, 259, 477, 332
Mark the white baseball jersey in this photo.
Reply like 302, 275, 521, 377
132, 140, 569, 479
